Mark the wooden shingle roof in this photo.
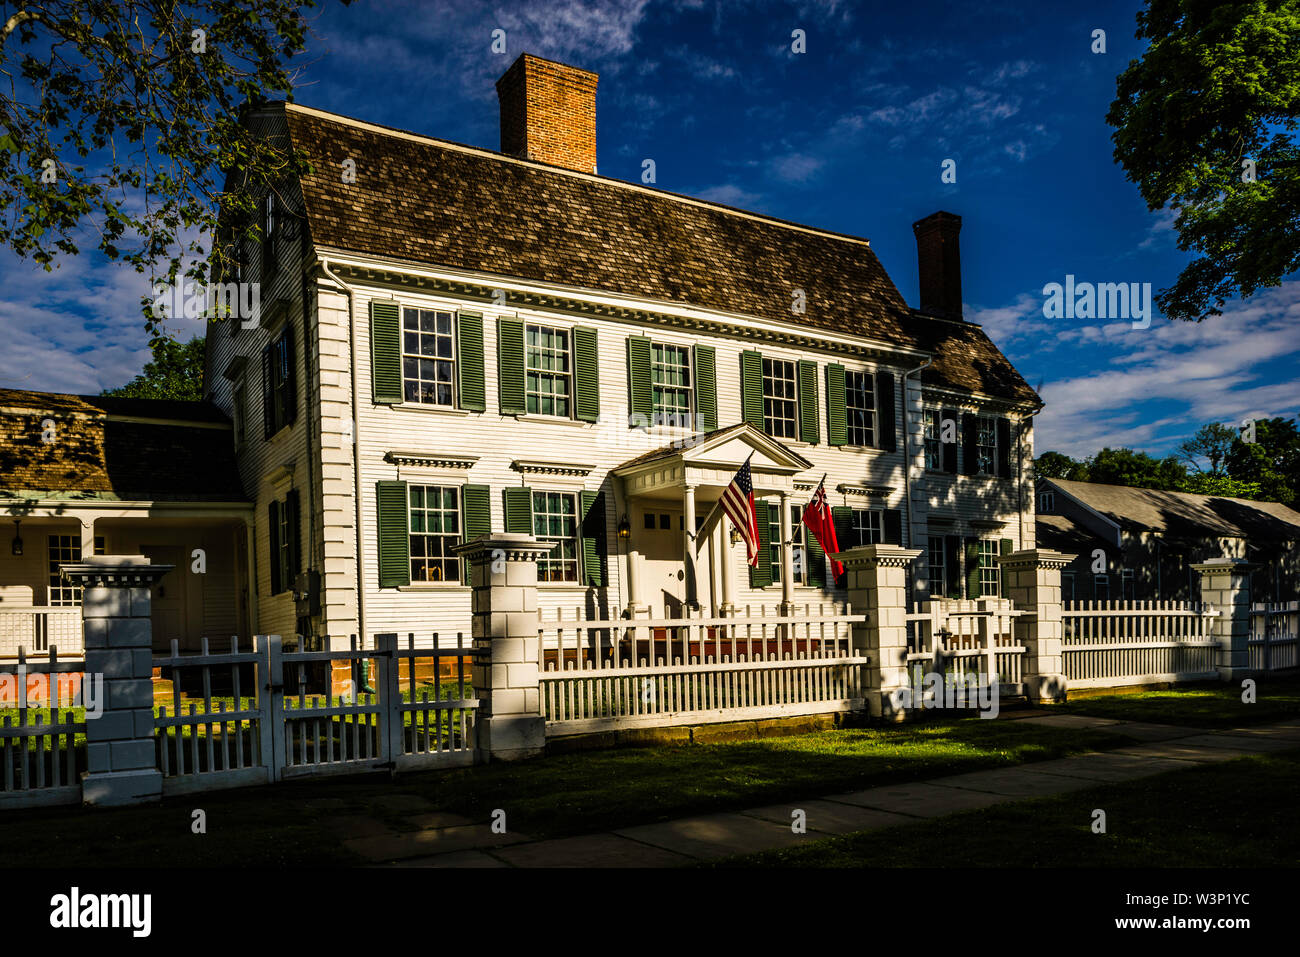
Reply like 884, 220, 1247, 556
282, 104, 1040, 406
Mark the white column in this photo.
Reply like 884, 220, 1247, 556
779, 491, 794, 613
720, 520, 735, 615
80, 519, 96, 558
683, 483, 697, 609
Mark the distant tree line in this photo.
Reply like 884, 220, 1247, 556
1035, 419, 1300, 507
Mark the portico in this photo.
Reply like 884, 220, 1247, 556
612, 424, 813, 619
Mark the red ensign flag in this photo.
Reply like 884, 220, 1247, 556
802, 479, 842, 578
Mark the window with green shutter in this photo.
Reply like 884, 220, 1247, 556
573, 326, 600, 422
457, 312, 486, 411
370, 300, 402, 405
749, 500, 773, 588
804, 514, 827, 587
460, 483, 492, 584
497, 317, 526, 415
626, 336, 652, 422
503, 486, 533, 534
740, 350, 764, 430
580, 490, 607, 586
798, 359, 820, 444
825, 364, 847, 446
376, 480, 410, 587
964, 538, 982, 599
693, 344, 717, 431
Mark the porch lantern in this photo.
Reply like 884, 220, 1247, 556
10, 521, 20, 557
617, 515, 631, 540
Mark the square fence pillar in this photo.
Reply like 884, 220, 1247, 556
62, 556, 173, 806
833, 544, 923, 720
1193, 558, 1258, 680
998, 549, 1074, 703
452, 534, 554, 762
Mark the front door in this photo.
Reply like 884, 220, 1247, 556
636, 505, 685, 617
139, 545, 185, 652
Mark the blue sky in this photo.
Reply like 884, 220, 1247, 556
1, 0, 1296, 460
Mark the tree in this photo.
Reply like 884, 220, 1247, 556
102, 336, 205, 401
0, 0, 350, 335
1087, 447, 1188, 491
1106, 0, 1300, 321
1176, 422, 1237, 475
1181, 473, 1263, 499
1226, 417, 1300, 505
1033, 451, 1089, 481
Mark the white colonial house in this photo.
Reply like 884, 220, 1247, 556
2, 53, 1042, 654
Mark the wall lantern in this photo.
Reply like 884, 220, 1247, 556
729, 525, 743, 546
10, 520, 22, 557
617, 516, 631, 540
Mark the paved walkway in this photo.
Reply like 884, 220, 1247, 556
331, 714, 1300, 868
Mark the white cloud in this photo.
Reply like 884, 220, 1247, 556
691, 183, 762, 208
770, 152, 824, 184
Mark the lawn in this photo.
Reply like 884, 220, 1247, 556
0, 717, 1136, 867
711, 748, 1300, 868
1055, 676, 1300, 729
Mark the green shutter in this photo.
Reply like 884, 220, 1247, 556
370, 300, 402, 405
376, 481, 410, 588
876, 371, 897, 452
825, 363, 846, 447
999, 538, 1014, 597
497, 317, 526, 415
460, 484, 491, 584
573, 326, 600, 422
965, 538, 981, 599
267, 500, 281, 595
627, 336, 652, 422
693, 344, 717, 431
997, 417, 1012, 478
740, 350, 764, 429
883, 509, 903, 546
580, 490, 607, 587
285, 489, 301, 579
798, 360, 820, 444
749, 500, 772, 588
281, 326, 297, 427
503, 486, 533, 534
457, 312, 486, 411
804, 523, 826, 588
831, 507, 852, 586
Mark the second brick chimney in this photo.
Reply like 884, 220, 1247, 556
496, 53, 598, 174
912, 211, 963, 320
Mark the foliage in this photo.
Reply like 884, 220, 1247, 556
1226, 416, 1300, 505
1032, 450, 1088, 481
1176, 422, 1237, 475
102, 336, 205, 401
1086, 447, 1188, 490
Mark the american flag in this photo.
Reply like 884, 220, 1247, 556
722, 455, 761, 567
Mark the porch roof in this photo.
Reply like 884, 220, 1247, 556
613, 423, 813, 499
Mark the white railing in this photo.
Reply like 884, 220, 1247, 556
1250, 601, 1299, 671
1062, 600, 1220, 688
905, 599, 1026, 694
0, 607, 82, 658
537, 603, 866, 734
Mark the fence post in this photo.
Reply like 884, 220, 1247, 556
375, 632, 402, 764
255, 635, 284, 782
998, 549, 1074, 704
1193, 558, 1258, 680
833, 544, 923, 720
61, 556, 172, 806
452, 533, 555, 761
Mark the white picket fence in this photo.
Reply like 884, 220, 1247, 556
537, 602, 866, 735
1062, 600, 1220, 688
905, 599, 1026, 696
1249, 601, 1299, 671
0, 646, 87, 808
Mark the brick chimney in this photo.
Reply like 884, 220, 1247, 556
496, 53, 598, 174
912, 211, 963, 320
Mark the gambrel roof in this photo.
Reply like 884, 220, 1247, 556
278, 103, 1040, 407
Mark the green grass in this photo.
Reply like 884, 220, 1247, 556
0, 717, 1136, 867
1055, 676, 1300, 728
711, 748, 1300, 867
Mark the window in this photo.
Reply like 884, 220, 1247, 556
927, 537, 947, 596
1094, 574, 1110, 601
46, 535, 104, 606
533, 491, 578, 582
924, 410, 943, 469
650, 343, 692, 423
261, 192, 278, 281
849, 509, 883, 548
525, 325, 571, 417
1122, 568, 1136, 600
1039, 491, 1055, 513
268, 491, 300, 595
1062, 572, 1076, 604
975, 415, 998, 475
408, 485, 460, 582
846, 371, 876, 447
769, 505, 811, 586
979, 539, 1001, 596
263, 325, 296, 436
762, 357, 797, 438
402, 307, 456, 406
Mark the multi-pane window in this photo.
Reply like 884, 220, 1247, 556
850, 509, 883, 547
48, 535, 105, 605
768, 506, 808, 585
927, 537, 947, 596
264, 326, 296, 436
978, 539, 1001, 597
976, 415, 998, 475
846, 371, 876, 447
276, 502, 294, 595
1062, 572, 1076, 604
1122, 568, 1136, 600
762, 358, 797, 439
650, 343, 692, 424
262, 193, 278, 281
408, 485, 460, 582
402, 307, 456, 406
924, 410, 943, 469
1094, 574, 1110, 601
1039, 491, 1055, 513
525, 325, 571, 417
533, 491, 578, 582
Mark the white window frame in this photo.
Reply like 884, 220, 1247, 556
923, 409, 943, 470
408, 484, 461, 583
401, 306, 457, 408
976, 415, 998, 476
927, 536, 946, 596
845, 370, 876, 447
525, 324, 572, 418
762, 357, 798, 439
650, 341, 692, 426
533, 489, 580, 583
978, 539, 1001, 596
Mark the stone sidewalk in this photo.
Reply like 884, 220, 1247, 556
332, 714, 1300, 868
